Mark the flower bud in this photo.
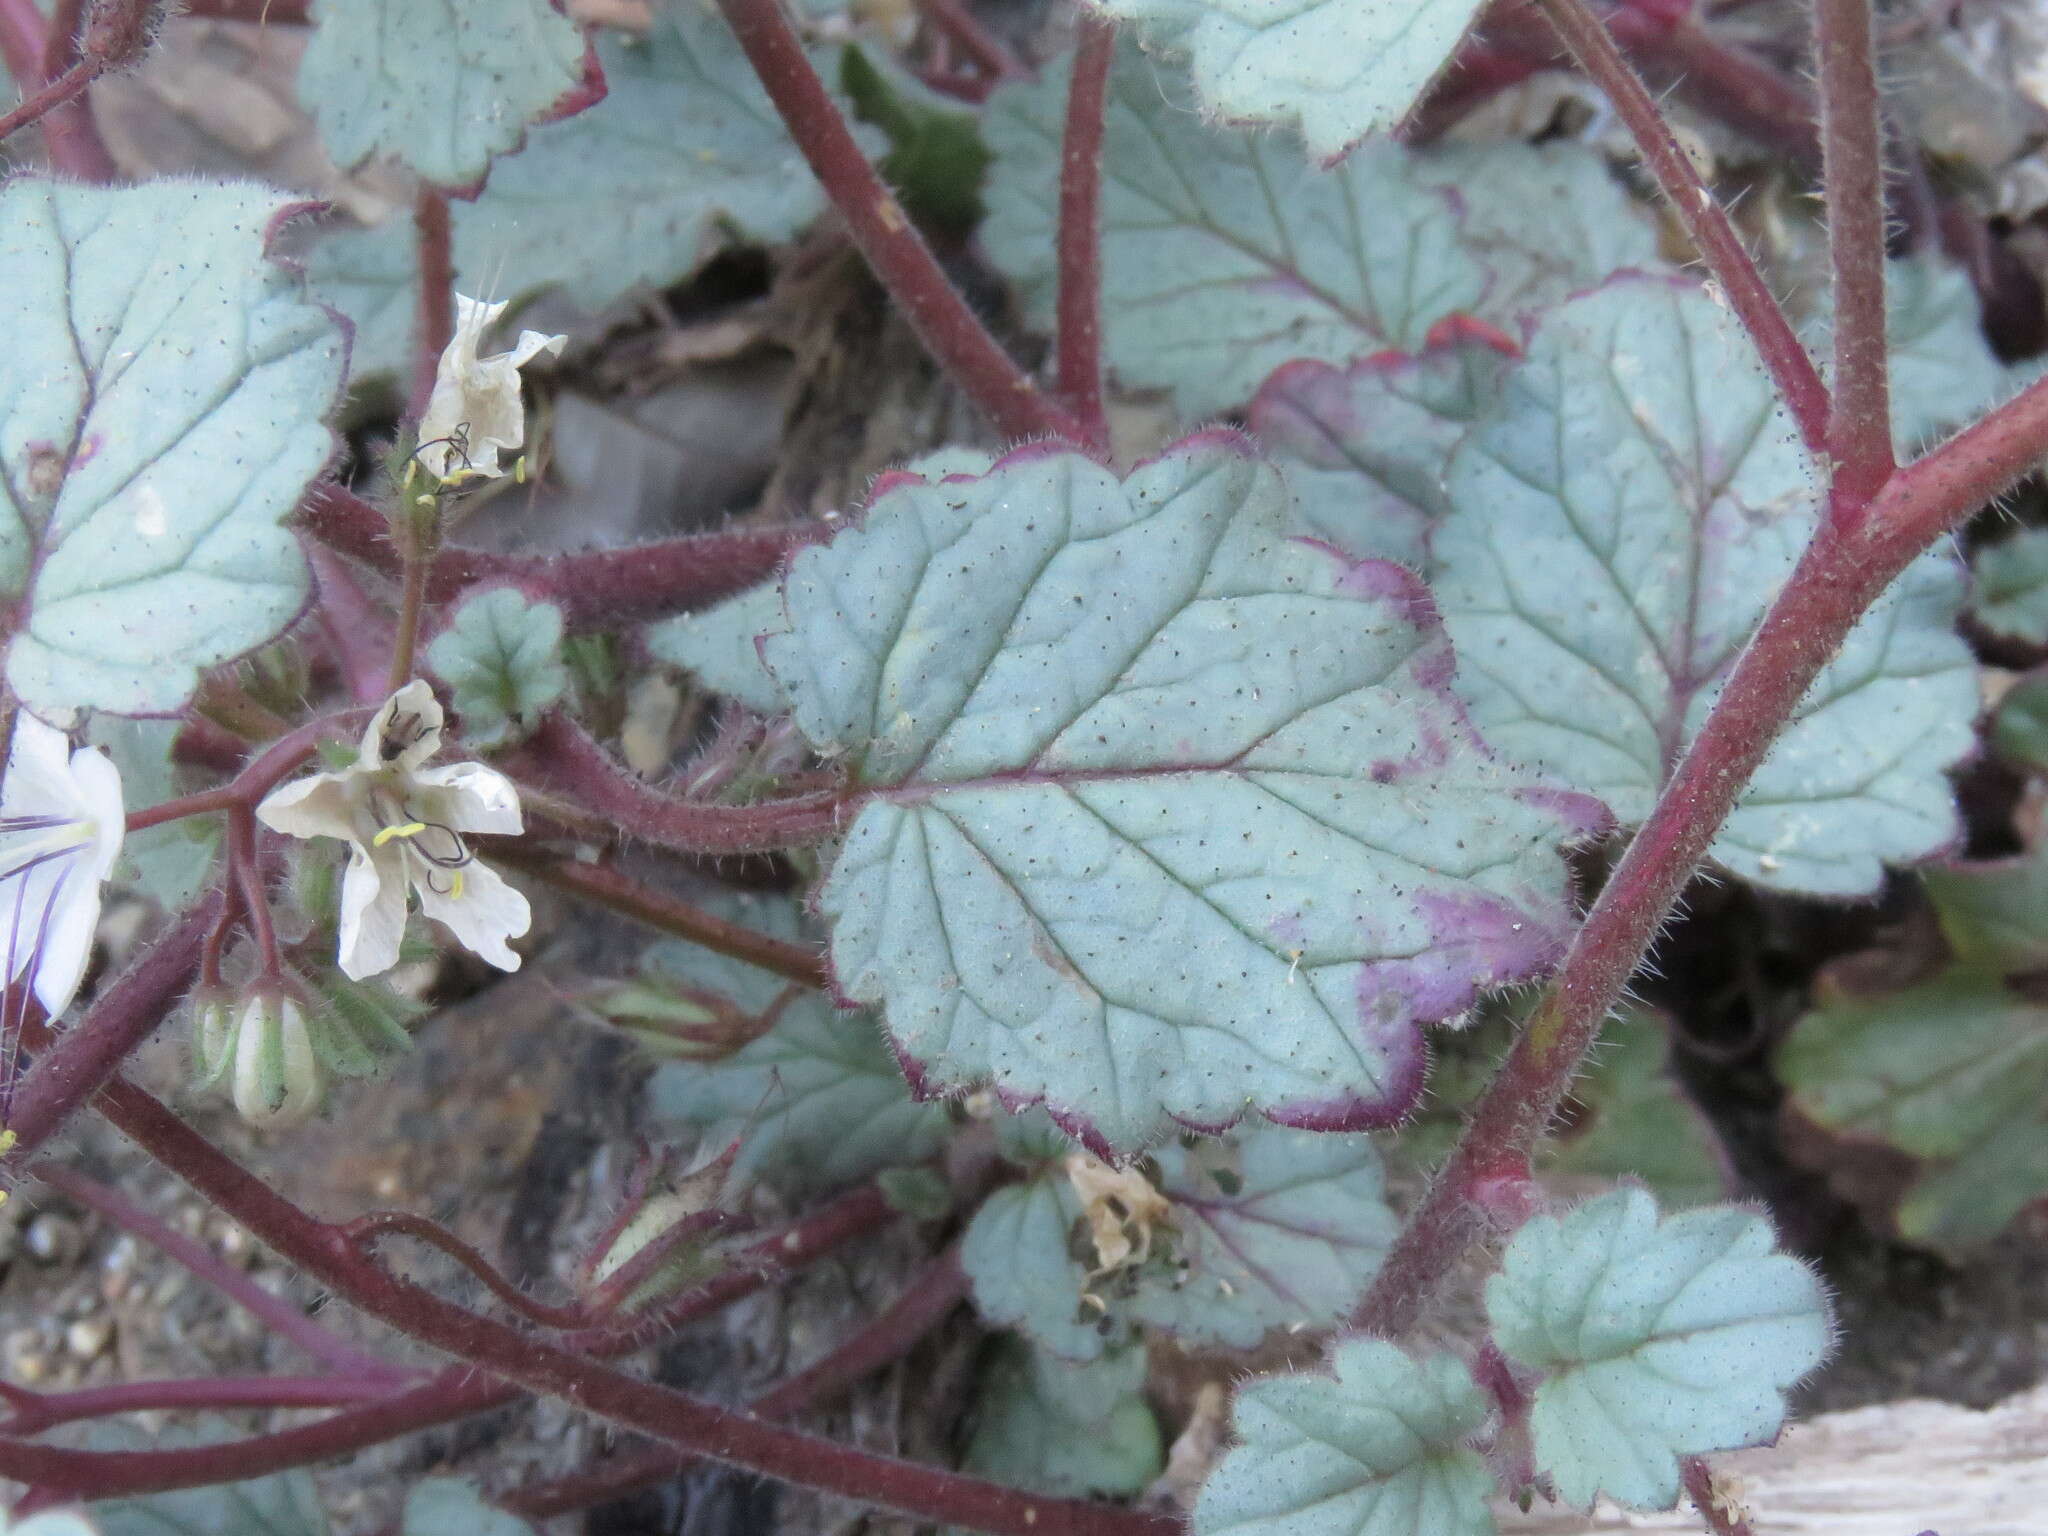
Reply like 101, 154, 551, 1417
589, 975, 765, 1062
226, 989, 325, 1130
187, 987, 238, 1093
577, 1142, 746, 1316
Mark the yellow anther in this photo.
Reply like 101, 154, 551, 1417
372, 821, 428, 847
450, 870, 466, 900
0, 1128, 15, 1156
513, 456, 528, 485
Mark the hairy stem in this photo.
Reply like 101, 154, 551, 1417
341, 1209, 594, 1331
505, 1245, 969, 1520
34, 1162, 403, 1380
1054, 17, 1113, 454
409, 188, 455, 425
514, 714, 849, 857
0, 1375, 407, 1436
914, 0, 1025, 82
0, 1183, 890, 1497
0, 56, 95, 145
0, 0, 115, 178
1536, 0, 1830, 456
1356, 366, 2048, 1336
1813, 0, 1895, 509
1682, 1456, 1758, 1536
713, 0, 1084, 444
489, 845, 829, 990
37, 1090, 1166, 1536
298, 485, 813, 631
0, 898, 219, 1171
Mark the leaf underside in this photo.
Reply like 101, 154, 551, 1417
1433, 275, 1976, 896
0, 179, 344, 718
764, 435, 1600, 1152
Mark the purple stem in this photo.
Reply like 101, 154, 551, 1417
31, 1162, 405, 1381
298, 485, 815, 632
513, 714, 850, 858
1537, 0, 1831, 457
1814, 0, 1895, 511
712, 0, 1085, 444
1054, 18, 1113, 454
0, 1374, 407, 1436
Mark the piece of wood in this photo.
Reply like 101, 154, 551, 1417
1499, 1383, 2048, 1534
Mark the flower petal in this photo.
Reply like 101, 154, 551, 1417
3, 712, 84, 819
256, 772, 359, 843
338, 842, 409, 981
414, 857, 528, 972
30, 865, 97, 1019
413, 762, 523, 835
371, 681, 445, 771
67, 742, 126, 881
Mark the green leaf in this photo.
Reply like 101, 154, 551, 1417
842, 44, 988, 233
1250, 328, 1511, 567
963, 1338, 1163, 1501
644, 898, 950, 1196
400, 1479, 536, 1536
305, 216, 417, 386
1193, 1339, 1495, 1536
1127, 1126, 1395, 1346
0, 179, 345, 718
876, 1163, 954, 1219
1970, 527, 2048, 647
766, 437, 1601, 1151
1435, 275, 1976, 896
983, 49, 1653, 420
961, 1176, 1103, 1360
645, 579, 788, 715
1400, 1006, 1726, 1210
1542, 1023, 1728, 1209
1080, 0, 1484, 163
426, 587, 570, 749
1992, 670, 2048, 771
1781, 962, 2048, 1246
1485, 1187, 1829, 1510
1922, 849, 2048, 972
87, 717, 220, 910
451, 10, 874, 310
298, 0, 588, 189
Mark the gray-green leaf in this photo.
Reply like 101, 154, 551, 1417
982, 49, 1652, 420
298, 0, 588, 188
1081, 0, 1484, 163
644, 897, 949, 1196
451, 7, 873, 309
1193, 1339, 1495, 1536
963, 1338, 1163, 1501
1485, 1187, 1829, 1510
0, 179, 345, 718
401, 1478, 536, 1536
1970, 527, 2048, 647
645, 579, 788, 715
1435, 275, 1975, 896
426, 587, 570, 748
766, 437, 1602, 1151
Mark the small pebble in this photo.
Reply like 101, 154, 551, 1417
25, 1214, 81, 1266
65, 1317, 111, 1360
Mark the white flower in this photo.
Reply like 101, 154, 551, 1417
256, 682, 530, 980
0, 714, 124, 1019
414, 294, 565, 482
